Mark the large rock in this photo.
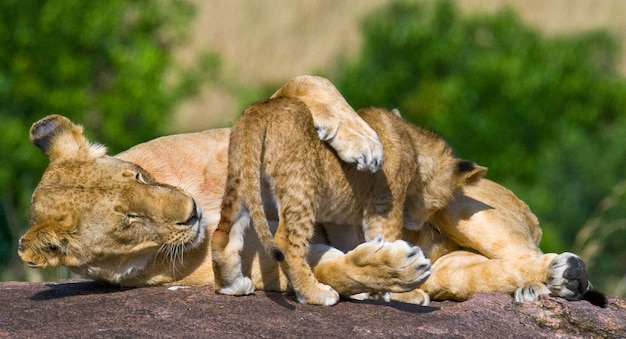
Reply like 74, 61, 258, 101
1, 280, 624, 338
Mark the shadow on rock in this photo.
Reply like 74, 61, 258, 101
344, 297, 439, 314
262, 290, 439, 313
265, 291, 298, 310
30, 281, 134, 301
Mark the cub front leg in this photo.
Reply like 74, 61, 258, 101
362, 187, 406, 242
271, 75, 384, 172
314, 108, 384, 173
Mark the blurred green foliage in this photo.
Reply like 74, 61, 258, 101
335, 0, 626, 296
0, 0, 218, 280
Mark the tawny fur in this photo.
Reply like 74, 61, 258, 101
19, 75, 596, 305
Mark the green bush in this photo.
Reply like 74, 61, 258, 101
335, 0, 626, 296
0, 0, 218, 280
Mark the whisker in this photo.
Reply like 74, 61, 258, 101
173, 245, 184, 278
178, 243, 186, 267
154, 243, 168, 265
149, 238, 189, 280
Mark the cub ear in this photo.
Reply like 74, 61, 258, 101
456, 160, 488, 185
29, 115, 106, 162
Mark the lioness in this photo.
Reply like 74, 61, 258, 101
212, 99, 485, 305
18, 76, 601, 306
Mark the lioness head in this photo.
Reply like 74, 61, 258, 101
18, 115, 206, 282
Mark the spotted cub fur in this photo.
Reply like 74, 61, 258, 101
211, 97, 485, 305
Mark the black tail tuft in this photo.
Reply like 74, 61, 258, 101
583, 289, 608, 308
272, 248, 285, 262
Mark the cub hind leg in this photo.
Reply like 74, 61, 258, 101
211, 186, 254, 296
272, 191, 340, 306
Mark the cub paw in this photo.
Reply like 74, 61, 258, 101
318, 119, 384, 172
546, 252, 590, 300
216, 276, 255, 296
296, 283, 340, 306
346, 237, 431, 293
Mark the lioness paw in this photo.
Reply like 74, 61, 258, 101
356, 290, 430, 306
389, 289, 430, 306
296, 283, 340, 306
546, 252, 590, 300
515, 253, 590, 302
216, 276, 255, 296
346, 238, 431, 293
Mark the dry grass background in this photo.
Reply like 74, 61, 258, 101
172, 0, 626, 132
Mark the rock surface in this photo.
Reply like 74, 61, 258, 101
1, 280, 624, 338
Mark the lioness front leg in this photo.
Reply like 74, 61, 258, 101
311, 237, 431, 305
421, 250, 558, 301
271, 75, 383, 172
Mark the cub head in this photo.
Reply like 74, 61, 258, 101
18, 115, 205, 282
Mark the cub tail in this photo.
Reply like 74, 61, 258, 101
231, 100, 284, 262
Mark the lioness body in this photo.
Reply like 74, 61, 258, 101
212, 98, 484, 305
19, 76, 595, 305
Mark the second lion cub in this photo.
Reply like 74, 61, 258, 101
212, 97, 486, 305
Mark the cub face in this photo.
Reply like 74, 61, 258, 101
18, 115, 205, 276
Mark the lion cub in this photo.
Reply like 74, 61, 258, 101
212, 97, 486, 305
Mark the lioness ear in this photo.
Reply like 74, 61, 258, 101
30, 115, 106, 162
456, 160, 487, 185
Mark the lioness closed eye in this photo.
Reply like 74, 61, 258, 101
211, 97, 486, 305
